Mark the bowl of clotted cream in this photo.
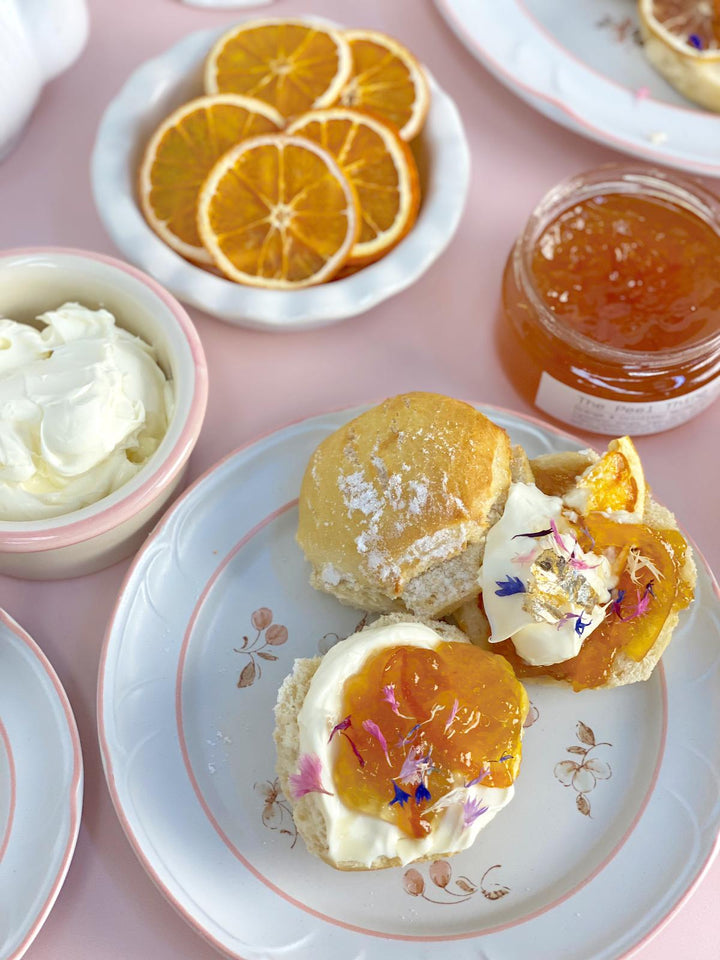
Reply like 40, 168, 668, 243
0, 248, 208, 579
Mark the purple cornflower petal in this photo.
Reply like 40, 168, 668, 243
415, 782, 432, 804
399, 746, 421, 783
499, 754, 513, 762
362, 719, 390, 764
398, 722, 422, 748
612, 588, 626, 618
462, 796, 489, 828
556, 611, 580, 631
495, 575, 526, 597
688, 33, 703, 49
574, 614, 592, 637
289, 753, 333, 799
465, 767, 488, 788
389, 781, 411, 807
512, 528, 552, 540
328, 715, 352, 743
444, 698, 460, 732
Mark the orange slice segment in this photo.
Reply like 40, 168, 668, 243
287, 108, 420, 266
138, 94, 283, 263
638, 0, 720, 111
567, 436, 647, 519
338, 29, 430, 140
197, 134, 360, 288
204, 19, 352, 119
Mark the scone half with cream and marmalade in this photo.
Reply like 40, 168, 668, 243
296, 393, 524, 619
274, 614, 529, 870
453, 437, 696, 691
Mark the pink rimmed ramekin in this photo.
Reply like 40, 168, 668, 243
0, 248, 208, 579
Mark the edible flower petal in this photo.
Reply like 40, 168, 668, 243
574, 614, 592, 637
382, 683, 412, 719
444, 698, 459, 733
550, 518, 568, 555
495, 575, 526, 597
362, 718, 390, 764
415, 782, 432, 804
399, 745, 433, 784
688, 33, 703, 49
465, 767, 488, 788
342, 731, 365, 767
390, 781, 411, 807
462, 796, 489, 828
512, 547, 539, 565
328, 715, 352, 742
289, 753, 333, 799
512, 528, 552, 540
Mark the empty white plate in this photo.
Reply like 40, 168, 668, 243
0, 609, 83, 960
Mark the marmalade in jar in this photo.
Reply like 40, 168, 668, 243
501, 166, 720, 435
332, 641, 528, 838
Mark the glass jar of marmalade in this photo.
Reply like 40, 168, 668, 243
501, 165, 720, 435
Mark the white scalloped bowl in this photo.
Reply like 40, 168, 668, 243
0, 248, 208, 580
90, 22, 470, 331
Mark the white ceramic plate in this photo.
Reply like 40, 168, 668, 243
98, 404, 720, 960
91, 22, 470, 330
436, 0, 720, 178
0, 610, 83, 960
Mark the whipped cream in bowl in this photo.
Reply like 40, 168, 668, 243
0, 248, 207, 579
0, 302, 173, 521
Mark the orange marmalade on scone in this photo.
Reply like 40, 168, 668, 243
477, 439, 694, 691
334, 640, 527, 838
288, 620, 528, 865
501, 166, 720, 435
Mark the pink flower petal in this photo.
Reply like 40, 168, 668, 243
362, 718, 390, 763
289, 753, 333, 799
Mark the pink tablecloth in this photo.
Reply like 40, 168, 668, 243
1, 0, 718, 957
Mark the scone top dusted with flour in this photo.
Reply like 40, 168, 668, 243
274, 615, 529, 870
454, 437, 696, 691
297, 393, 512, 618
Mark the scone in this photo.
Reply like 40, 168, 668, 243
274, 614, 529, 870
453, 437, 696, 691
296, 392, 517, 618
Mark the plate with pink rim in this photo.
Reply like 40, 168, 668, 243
98, 403, 720, 960
0, 609, 83, 960
435, 0, 720, 178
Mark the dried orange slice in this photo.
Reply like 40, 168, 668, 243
139, 94, 283, 263
204, 19, 351, 119
287, 108, 420, 266
567, 436, 647, 519
338, 29, 430, 140
197, 134, 360, 288
638, 0, 720, 110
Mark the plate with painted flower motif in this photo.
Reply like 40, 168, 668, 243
436, 0, 720, 178
98, 403, 720, 960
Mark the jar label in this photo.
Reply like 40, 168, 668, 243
535, 372, 720, 435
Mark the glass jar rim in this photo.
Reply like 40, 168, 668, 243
514, 163, 720, 368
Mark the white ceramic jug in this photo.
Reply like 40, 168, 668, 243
0, 0, 88, 160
